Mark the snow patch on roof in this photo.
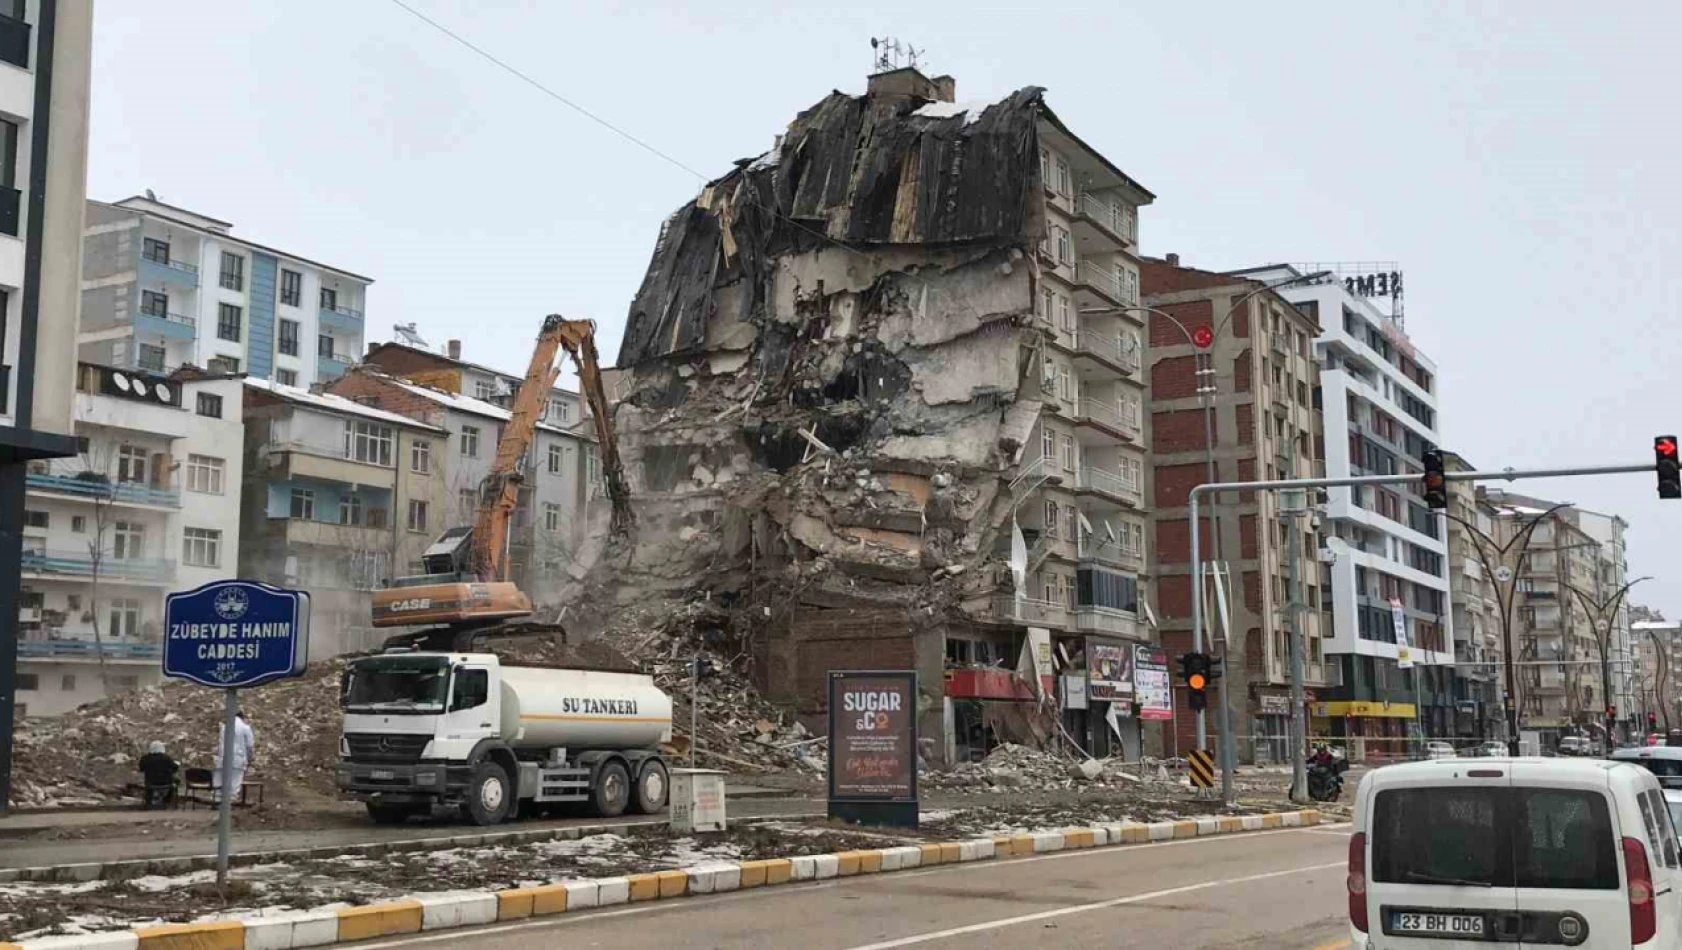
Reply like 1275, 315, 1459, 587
243, 377, 444, 431
386, 378, 574, 437
913, 99, 999, 125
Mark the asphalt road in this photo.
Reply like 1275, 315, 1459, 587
344, 822, 1356, 950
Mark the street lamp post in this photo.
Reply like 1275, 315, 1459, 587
1565, 577, 1650, 753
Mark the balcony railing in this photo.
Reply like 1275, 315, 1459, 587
21, 550, 175, 583
1075, 192, 1135, 246
1073, 333, 1142, 374
1075, 466, 1142, 505
982, 594, 1069, 629
1076, 261, 1134, 306
320, 303, 364, 320
318, 354, 353, 379
137, 306, 196, 328
26, 472, 181, 507
1270, 332, 1290, 356
1075, 397, 1143, 440
1074, 605, 1138, 636
17, 639, 162, 660
1009, 455, 1060, 506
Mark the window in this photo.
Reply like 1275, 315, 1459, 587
459, 488, 478, 518
16, 675, 38, 692
117, 444, 148, 483
1058, 294, 1072, 332
216, 303, 242, 342
142, 238, 171, 265
219, 252, 244, 291
340, 493, 364, 526
61, 675, 75, 692
290, 487, 315, 520
140, 290, 168, 317
318, 334, 335, 359
71, 515, 85, 533
549, 399, 570, 423
1043, 500, 1059, 539
278, 318, 299, 356
197, 393, 223, 418
1059, 434, 1075, 472
343, 421, 394, 466
110, 675, 139, 691
548, 443, 565, 474
1038, 147, 1050, 188
411, 439, 432, 474
1040, 287, 1054, 323
1055, 156, 1071, 196
367, 506, 388, 529
1041, 427, 1054, 460
407, 499, 429, 533
320, 287, 337, 311
544, 502, 562, 532
66, 594, 79, 610
182, 527, 221, 567
1076, 567, 1139, 612
474, 380, 496, 401
275, 368, 297, 386
450, 668, 490, 711
112, 521, 144, 559
280, 269, 302, 307
0, 119, 14, 198
460, 425, 481, 458
137, 344, 166, 373
107, 598, 141, 639
1055, 226, 1071, 264
185, 454, 225, 494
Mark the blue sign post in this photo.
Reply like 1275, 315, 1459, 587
163, 580, 311, 884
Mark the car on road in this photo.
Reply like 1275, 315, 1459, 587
1667, 789, 1682, 831
1610, 746, 1682, 790
1558, 735, 1593, 756
1349, 758, 1682, 948
1473, 740, 1506, 757
1424, 741, 1457, 760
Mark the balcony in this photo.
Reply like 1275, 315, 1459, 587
1072, 466, 1143, 508
979, 594, 1069, 630
17, 639, 162, 661
21, 550, 175, 585
1072, 192, 1135, 251
317, 354, 353, 380
1078, 539, 1145, 573
1074, 606, 1142, 637
135, 308, 197, 341
262, 445, 396, 490
1072, 396, 1143, 444
1071, 332, 1142, 378
1270, 332, 1290, 357
271, 516, 391, 549
26, 472, 180, 509
319, 304, 365, 333
139, 253, 200, 289
0, 13, 28, 69
1075, 260, 1133, 308
1008, 455, 1063, 507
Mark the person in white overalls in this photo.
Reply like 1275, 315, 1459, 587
214, 711, 256, 804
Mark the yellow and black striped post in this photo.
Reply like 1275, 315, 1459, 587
1188, 748, 1216, 789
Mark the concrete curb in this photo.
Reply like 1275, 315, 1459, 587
4, 809, 1324, 950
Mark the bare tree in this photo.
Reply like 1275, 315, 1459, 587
64, 441, 118, 694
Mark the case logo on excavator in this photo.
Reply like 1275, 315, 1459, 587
388, 598, 433, 612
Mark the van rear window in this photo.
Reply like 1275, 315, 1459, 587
1373, 787, 1617, 889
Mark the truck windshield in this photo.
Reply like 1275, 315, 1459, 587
345, 657, 449, 713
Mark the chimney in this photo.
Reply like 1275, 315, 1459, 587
932, 75, 956, 103
1165, 253, 1181, 267
447, 340, 462, 360
867, 66, 939, 103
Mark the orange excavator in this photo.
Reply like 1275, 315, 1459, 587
371, 314, 633, 650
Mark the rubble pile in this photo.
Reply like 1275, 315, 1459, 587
10, 661, 347, 808
921, 743, 1168, 794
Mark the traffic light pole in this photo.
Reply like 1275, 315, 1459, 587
1188, 460, 1656, 793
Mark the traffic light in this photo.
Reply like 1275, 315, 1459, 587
1179, 652, 1211, 712
1657, 436, 1681, 499
1422, 449, 1447, 510
1650, 712, 1660, 731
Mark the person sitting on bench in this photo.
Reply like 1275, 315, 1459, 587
137, 740, 179, 809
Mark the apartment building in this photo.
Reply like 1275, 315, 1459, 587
1235, 266, 1454, 755
325, 367, 597, 593
237, 378, 447, 658
1574, 507, 1637, 738
1441, 451, 1502, 739
80, 197, 371, 385
363, 338, 586, 433
1632, 613, 1678, 732
1138, 257, 1326, 762
17, 363, 243, 716
0, 0, 98, 725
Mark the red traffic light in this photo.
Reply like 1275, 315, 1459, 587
1660, 437, 1678, 458
1191, 326, 1215, 349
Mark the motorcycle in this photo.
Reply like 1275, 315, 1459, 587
1305, 755, 1350, 802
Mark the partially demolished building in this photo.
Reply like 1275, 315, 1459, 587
608, 68, 1156, 764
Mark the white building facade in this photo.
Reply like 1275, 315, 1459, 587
1243, 265, 1454, 748
18, 363, 244, 716
79, 197, 371, 386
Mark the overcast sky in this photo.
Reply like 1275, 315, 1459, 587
87, 1, 1682, 614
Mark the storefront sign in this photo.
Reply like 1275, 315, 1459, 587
1258, 692, 1292, 715
1086, 637, 1135, 702
828, 671, 918, 828
1133, 645, 1173, 721
1313, 700, 1417, 719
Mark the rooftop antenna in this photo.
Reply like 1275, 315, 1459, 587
871, 36, 921, 72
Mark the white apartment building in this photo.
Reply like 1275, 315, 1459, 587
79, 197, 371, 386
18, 363, 244, 716
1241, 265, 1454, 746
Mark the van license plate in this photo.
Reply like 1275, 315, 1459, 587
370, 770, 395, 781
1392, 912, 1485, 936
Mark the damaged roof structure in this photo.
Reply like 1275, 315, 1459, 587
601, 67, 1156, 765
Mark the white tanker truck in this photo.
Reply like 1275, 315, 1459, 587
334, 652, 673, 825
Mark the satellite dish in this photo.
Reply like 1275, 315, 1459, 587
112, 372, 131, 393
154, 383, 172, 402
145, 189, 156, 200
132, 379, 149, 397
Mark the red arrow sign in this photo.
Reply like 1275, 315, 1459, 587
1659, 437, 1678, 457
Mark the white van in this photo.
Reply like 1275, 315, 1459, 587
1348, 758, 1682, 948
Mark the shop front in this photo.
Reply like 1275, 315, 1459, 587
1310, 699, 1417, 761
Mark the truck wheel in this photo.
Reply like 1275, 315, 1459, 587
591, 760, 631, 818
366, 802, 416, 825
465, 761, 512, 826
631, 760, 669, 814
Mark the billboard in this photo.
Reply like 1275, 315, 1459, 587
1087, 637, 1135, 702
1134, 645, 1173, 721
827, 671, 918, 806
